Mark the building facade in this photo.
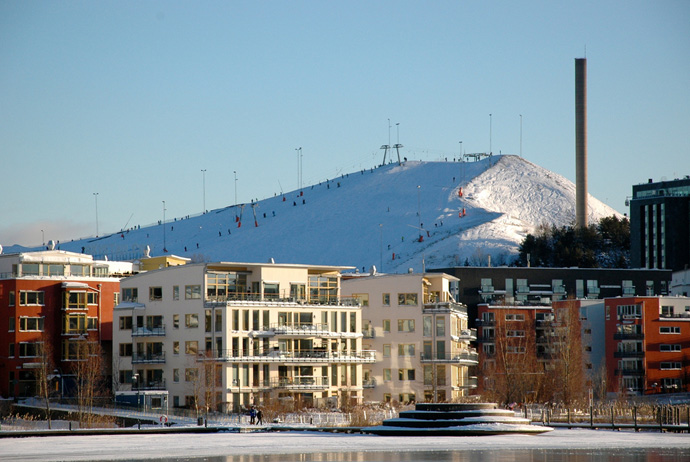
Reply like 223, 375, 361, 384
430, 266, 672, 325
113, 262, 373, 412
341, 272, 478, 404
604, 296, 690, 395
0, 250, 126, 398
629, 176, 690, 271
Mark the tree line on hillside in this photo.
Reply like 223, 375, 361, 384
516, 216, 630, 268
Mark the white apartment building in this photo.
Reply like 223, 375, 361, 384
341, 272, 478, 404
113, 261, 373, 412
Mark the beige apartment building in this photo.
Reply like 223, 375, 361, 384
112, 261, 373, 412
341, 272, 478, 404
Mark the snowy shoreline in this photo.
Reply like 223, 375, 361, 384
1, 428, 689, 461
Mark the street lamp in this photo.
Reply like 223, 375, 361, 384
93, 193, 99, 237
133, 373, 140, 412
162, 201, 167, 253
201, 169, 207, 214
232, 378, 242, 420
41, 229, 45, 247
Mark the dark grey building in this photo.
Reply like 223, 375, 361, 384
429, 266, 672, 325
629, 176, 690, 271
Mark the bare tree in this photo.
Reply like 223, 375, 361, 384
35, 337, 55, 429
73, 339, 106, 427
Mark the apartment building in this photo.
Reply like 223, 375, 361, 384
604, 296, 690, 395
113, 261, 373, 412
0, 249, 127, 397
430, 266, 672, 324
341, 272, 478, 404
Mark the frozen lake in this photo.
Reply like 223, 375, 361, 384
1, 428, 689, 461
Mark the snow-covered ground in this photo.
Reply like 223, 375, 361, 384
1, 428, 688, 461
4, 156, 621, 272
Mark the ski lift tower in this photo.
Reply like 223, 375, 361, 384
380, 144, 390, 167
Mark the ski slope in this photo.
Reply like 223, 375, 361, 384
4, 155, 621, 272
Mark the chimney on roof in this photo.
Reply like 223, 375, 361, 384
575, 58, 588, 229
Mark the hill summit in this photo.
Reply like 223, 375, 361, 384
11, 155, 621, 272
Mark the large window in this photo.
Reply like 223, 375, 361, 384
122, 288, 138, 303
206, 272, 248, 300
19, 291, 44, 306
398, 369, 416, 381
308, 275, 338, 303
185, 314, 199, 328
263, 283, 279, 300
398, 319, 415, 332
185, 285, 201, 299
185, 341, 198, 355
659, 326, 680, 334
19, 342, 40, 357
119, 316, 133, 330
149, 287, 163, 301
660, 344, 681, 352
382, 293, 390, 306
119, 343, 133, 357
19, 317, 44, 332
398, 293, 418, 306
618, 304, 642, 319
63, 314, 87, 334
398, 344, 415, 356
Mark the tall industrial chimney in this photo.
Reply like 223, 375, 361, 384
575, 58, 587, 228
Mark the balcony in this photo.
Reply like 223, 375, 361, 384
420, 350, 478, 365
475, 319, 495, 327
614, 351, 645, 358
362, 328, 376, 339
453, 376, 478, 389
615, 367, 645, 376
208, 348, 376, 364
132, 352, 166, 364
270, 376, 330, 390
132, 325, 166, 337
613, 332, 644, 340
134, 379, 167, 390
205, 294, 359, 308
454, 328, 477, 342
362, 378, 377, 388
422, 300, 467, 314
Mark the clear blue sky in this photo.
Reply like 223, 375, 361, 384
1, 1, 688, 247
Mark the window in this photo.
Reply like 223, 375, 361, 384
19, 291, 44, 305
119, 343, 133, 357
659, 326, 680, 334
173, 314, 179, 329
383, 344, 391, 357
119, 370, 133, 384
383, 319, 391, 332
660, 362, 681, 370
399, 393, 415, 403
63, 292, 88, 309
398, 319, 415, 332
8, 317, 15, 332
185, 285, 201, 299
185, 314, 199, 328
63, 314, 87, 334
185, 341, 198, 355
398, 369, 416, 381
507, 330, 525, 337
290, 283, 306, 301
436, 317, 445, 336
661, 306, 674, 317
505, 313, 525, 321
382, 293, 390, 306
185, 368, 198, 381
173, 369, 180, 382
398, 293, 418, 306
263, 282, 279, 300
215, 311, 222, 332
19, 317, 44, 332
618, 304, 642, 319
660, 344, 681, 352
483, 344, 495, 355
122, 288, 138, 302
9, 291, 15, 306
507, 346, 526, 353
19, 342, 39, 357
119, 316, 133, 330
383, 369, 391, 382
398, 344, 415, 356
308, 275, 338, 303
173, 341, 180, 355
8, 343, 14, 357
205, 310, 212, 332
149, 287, 163, 301
423, 316, 432, 337
87, 317, 98, 330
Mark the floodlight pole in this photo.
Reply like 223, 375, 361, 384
93, 193, 99, 237
201, 169, 207, 213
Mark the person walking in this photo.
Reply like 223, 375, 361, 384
256, 408, 263, 425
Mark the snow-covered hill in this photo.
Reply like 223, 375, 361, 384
4, 155, 621, 272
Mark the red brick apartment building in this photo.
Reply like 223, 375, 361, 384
0, 250, 126, 398
605, 296, 690, 395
